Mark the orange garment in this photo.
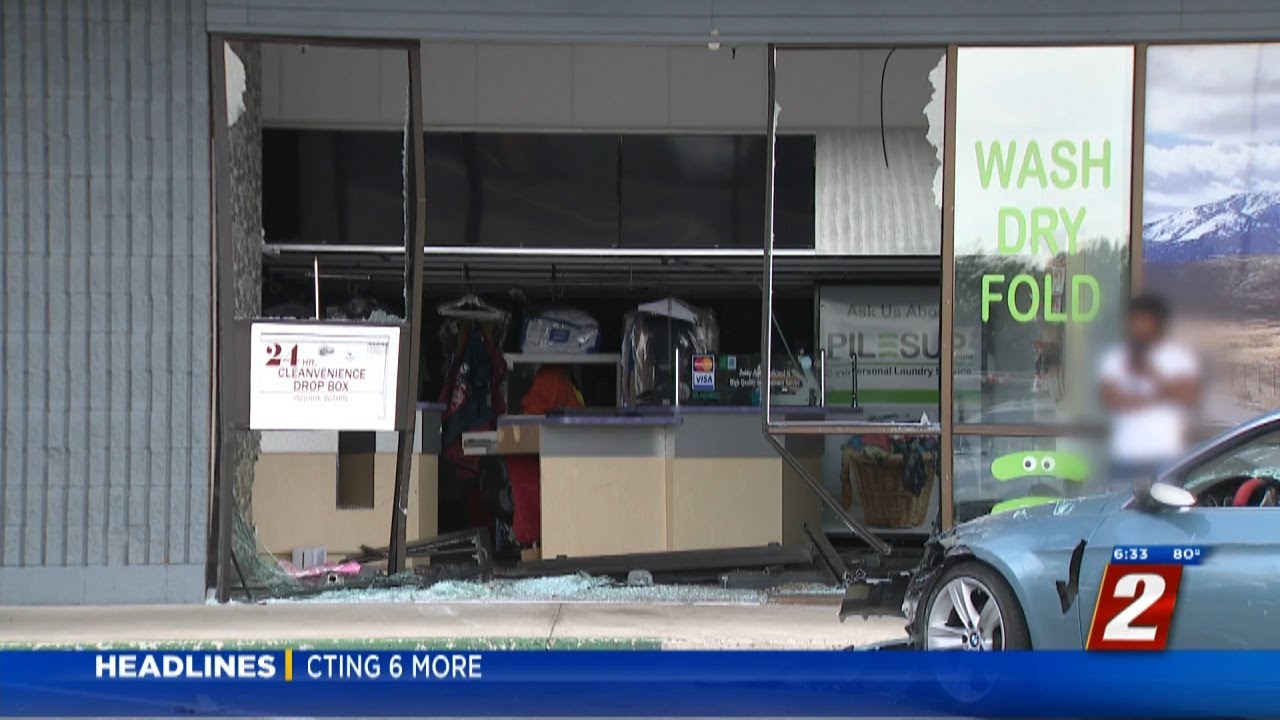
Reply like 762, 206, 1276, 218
521, 366, 584, 415
510, 366, 582, 548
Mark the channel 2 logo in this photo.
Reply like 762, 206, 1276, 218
1085, 546, 1202, 650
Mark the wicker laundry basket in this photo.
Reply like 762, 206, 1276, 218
843, 449, 935, 529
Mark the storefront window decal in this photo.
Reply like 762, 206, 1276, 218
973, 138, 1111, 325
989, 450, 1090, 482
952, 46, 1133, 428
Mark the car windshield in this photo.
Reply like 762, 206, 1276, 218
1180, 429, 1280, 495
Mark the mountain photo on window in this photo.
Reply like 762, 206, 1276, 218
1142, 43, 1280, 426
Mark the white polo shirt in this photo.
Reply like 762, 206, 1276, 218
1099, 341, 1199, 463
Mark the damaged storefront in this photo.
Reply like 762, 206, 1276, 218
205, 34, 1280, 604
211, 40, 953, 602
7, 1, 1279, 607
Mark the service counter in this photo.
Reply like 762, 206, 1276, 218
251, 404, 443, 561
488, 408, 823, 559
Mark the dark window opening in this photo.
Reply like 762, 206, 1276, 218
262, 130, 816, 250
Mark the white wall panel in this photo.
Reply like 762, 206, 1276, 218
421, 42, 477, 126
378, 48, 411, 126
774, 50, 864, 130
274, 45, 383, 126
856, 48, 944, 128
668, 46, 766, 129
260, 42, 940, 132
476, 44, 574, 127
572, 45, 669, 127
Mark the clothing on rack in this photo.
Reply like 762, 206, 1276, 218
438, 322, 508, 533
326, 294, 385, 321
521, 308, 601, 354
438, 293, 508, 322
522, 366, 585, 416
620, 298, 719, 406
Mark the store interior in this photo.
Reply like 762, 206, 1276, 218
231, 40, 949, 580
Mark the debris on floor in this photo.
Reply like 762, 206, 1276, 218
260, 573, 845, 606
279, 560, 362, 580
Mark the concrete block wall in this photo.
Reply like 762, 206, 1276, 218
0, 0, 211, 604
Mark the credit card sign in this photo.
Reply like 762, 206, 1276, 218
692, 355, 715, 391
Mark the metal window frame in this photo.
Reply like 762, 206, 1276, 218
1129, 44, 1148, 295
760, 43, 950, 439
208, 34, 426, 601
939, 45, 959, 531
759, 44, 952, 554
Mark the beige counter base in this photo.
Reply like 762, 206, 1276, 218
540, 455, 822, 559
540, 456, 668, 558
252, 454, 438, 561
670, 458, 781, 551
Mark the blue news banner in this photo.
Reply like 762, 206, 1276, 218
0, 649, 1276, 717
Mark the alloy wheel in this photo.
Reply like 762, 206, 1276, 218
925, 576, 1006, 651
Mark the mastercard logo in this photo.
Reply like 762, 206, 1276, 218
692, 356, 714, 372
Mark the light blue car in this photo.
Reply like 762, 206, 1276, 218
903, 411, 1280, 650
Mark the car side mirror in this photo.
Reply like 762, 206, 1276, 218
1134, 480, 1195, 511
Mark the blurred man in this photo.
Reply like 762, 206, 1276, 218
1099, 294, 1202, 491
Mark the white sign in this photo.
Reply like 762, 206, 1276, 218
819, 286, 945, 410
249, 323, 402, 431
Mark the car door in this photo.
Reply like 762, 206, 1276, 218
1076, 426, 1280, 649
1078, 506, 1280, 649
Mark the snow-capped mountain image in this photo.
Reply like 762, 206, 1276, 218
1140, 43, 1280, 425
1143, 191, 1280, 263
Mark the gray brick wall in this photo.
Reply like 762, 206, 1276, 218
0, 0, 211, 604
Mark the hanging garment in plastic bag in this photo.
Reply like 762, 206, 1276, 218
621, 298, 719, 405
521, 308, 601, 354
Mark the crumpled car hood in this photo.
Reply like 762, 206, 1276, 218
940, 494, 1119, 547
904, 493, 1128, 648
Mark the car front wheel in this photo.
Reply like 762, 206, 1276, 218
921, 561, 1031, 651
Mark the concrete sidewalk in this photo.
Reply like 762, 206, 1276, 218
0, 601, 907, 650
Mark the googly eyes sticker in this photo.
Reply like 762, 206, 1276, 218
991, 451, 1088, 481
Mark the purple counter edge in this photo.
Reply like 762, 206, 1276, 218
493, 405, 854, 426
498, 414, 682, 427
